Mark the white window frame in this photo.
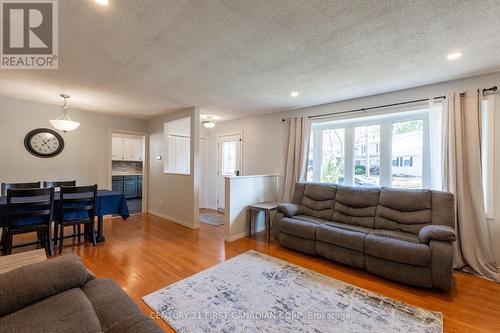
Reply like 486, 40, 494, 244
311, 109, 431, 188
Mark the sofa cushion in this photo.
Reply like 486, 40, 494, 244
365, 233, 431, 267
375, 187, 432, 235
292, 214, 329, 225
279, 217, 320, 240
301, 183, 336, 220
277, 203, 302, 217
0, 288, 102, 333
83, 279, 163, 333
316, 224, 367, 252
369, 229, 421, 244
431, 191, 455, 228
333, 186, 379, 228
0, 254, 94, 317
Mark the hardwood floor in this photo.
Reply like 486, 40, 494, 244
8, 213, 500, 332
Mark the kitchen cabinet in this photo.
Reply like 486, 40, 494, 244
112, 175, 142, 199
112, 137, 143, 161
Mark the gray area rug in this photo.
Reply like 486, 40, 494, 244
199, 212, 224, 226
143, 251, 442, 333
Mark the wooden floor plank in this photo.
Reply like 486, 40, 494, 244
7, 213, 500, 332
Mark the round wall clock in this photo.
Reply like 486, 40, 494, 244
24, 128, 65, 158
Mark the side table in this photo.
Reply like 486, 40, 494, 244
247, 202, 280, 242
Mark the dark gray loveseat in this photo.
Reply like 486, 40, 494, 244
0, 254, 162, 332
272, 183, 456, 290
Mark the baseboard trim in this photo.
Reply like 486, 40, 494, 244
148, 210, 199, 230
225, 224, 266, 242
200, 204, 218, 210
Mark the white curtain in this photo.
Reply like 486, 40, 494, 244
282, 117, 311, 202
442, 90, 499, 281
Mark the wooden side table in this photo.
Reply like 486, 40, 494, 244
0, 249, 47, 274
247, 202, 280, 242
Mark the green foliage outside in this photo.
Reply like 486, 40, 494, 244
354, 165, 365, 175
321, 158, 344, 183
393, 120, 423, 134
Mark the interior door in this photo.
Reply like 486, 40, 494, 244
217, 134, 242, 210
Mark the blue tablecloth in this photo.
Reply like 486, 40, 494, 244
0, 190, 129, 227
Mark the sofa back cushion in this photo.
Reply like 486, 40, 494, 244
300, 183, 336, 220
375, 187, 432, 235
333, 186, 379, 228
431, 191, 455, 228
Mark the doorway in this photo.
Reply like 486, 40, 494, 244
216, 133, 242, 211
110, 132, 147, 214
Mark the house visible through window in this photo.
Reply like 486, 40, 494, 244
308, 105, 435, 189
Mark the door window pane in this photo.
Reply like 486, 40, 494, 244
321, 129, 344, 184
391, 120, 423, 188
221, 141, 236, 175
354, 125, 380, 187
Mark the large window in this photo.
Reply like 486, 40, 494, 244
309, 107, 434, 189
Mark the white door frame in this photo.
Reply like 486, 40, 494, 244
216, 132, 243, 211
108, 129, 149, 214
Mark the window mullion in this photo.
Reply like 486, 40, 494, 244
380, 121, 392, 187
344, 127, 354, 186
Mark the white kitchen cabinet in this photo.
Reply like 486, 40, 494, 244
124, 138, 143, 161
112, 137, 125, 160
112, 137, 143, 161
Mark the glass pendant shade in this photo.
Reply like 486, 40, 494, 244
50, 94, 80, 132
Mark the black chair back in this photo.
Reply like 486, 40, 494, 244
59, 185, 97, 223
6, 188, 55, 230
1, 182, 41, 196
43, 180, 76, 189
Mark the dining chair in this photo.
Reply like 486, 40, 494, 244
1, 182, 41, 197
55, 185, 97, 254
43, 180, 76, 189
2, 188, 55, 256
43, 181, 77, 236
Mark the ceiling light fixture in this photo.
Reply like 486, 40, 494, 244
447, 52, 462, 61
202, 115, 216, 129
290, 91, 299, 98
95, 0, 109, 6
49, 94, 80, 132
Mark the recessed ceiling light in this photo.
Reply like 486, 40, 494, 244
447, 52, 462, 61
95, 0, 109, 6
290, 91, 299, 98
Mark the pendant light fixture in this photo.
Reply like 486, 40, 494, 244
50, 94, 80, 132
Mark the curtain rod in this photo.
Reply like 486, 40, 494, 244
281, 86, 497, 121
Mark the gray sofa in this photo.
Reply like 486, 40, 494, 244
272, 183, 456, 291
0, 254, 162, 332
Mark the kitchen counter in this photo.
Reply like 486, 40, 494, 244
112, 173, 143, 176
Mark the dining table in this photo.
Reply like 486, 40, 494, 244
0, 189, 129, 243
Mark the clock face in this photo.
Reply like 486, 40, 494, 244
24, 128, 64, 158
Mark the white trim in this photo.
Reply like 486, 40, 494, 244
224, 224, 266, 242
148, 210, 200, 230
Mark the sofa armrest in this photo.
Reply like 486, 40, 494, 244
0, 254, 94, 317
277, 203, 302, 217
419, 225, 456, 244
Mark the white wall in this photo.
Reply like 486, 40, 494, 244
0, 95, 147, 188
205, 71, 500, 260
224, 175, 280, 241
148, 107, 200, 229
205, 112, 284, 209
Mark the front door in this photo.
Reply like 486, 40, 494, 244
217, 134, 242, 210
